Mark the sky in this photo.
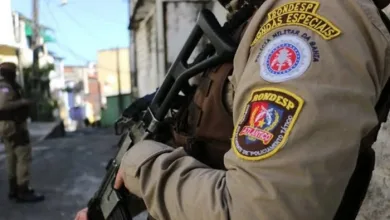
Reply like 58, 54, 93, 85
11, 0, 130, 66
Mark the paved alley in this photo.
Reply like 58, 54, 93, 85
0, 128, 126, 220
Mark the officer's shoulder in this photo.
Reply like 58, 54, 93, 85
252, 0, 388, 45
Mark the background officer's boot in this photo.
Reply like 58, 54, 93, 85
8, 178, 17, 199
16, 183, 45, 203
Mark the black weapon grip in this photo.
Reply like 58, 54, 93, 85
149, 9, 237, 122
86, 8, 238, 220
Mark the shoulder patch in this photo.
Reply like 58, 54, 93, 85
258, 34, 312, 82
251, 0, 342, 46
0, 87, 10, 93
232, 87, 304, 161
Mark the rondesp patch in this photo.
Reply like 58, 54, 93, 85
251, 1, 342, 46
232, 87, 304, 161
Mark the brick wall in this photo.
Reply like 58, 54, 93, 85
85, 77, 102, 121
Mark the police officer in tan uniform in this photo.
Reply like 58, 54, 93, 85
76, 0, 390, 219
0, 62, 45, 203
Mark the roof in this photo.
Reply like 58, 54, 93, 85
64, 65, 87, 73
15, 12, 56, 43
16, 12, 53, 31
98, 47, 129, 52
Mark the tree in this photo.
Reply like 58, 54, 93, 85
22, 63, 58, 121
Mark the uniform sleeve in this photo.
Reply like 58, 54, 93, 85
121, 0, 389, 219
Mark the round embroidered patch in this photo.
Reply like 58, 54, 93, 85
232, 87, 304, 161
259, 34, 312, 83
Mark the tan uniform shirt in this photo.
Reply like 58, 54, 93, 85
0, 80, 15, 108
121, 0, 390, 219
0, 80, 19, 137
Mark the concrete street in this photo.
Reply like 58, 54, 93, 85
0, 128, 149, 220
0, 121, 62, 154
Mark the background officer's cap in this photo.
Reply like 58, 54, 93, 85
0, 62, 17, 72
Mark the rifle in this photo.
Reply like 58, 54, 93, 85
86, 9, 238, 220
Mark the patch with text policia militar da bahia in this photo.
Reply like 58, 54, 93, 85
251, 0, 342, 47
232, 87, 304, 161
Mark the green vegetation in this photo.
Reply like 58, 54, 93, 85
22, 64, 58, 121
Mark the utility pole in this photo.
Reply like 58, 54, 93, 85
32, 0, 40, 86
32, 0, 40, 120
116, 47, 123, 114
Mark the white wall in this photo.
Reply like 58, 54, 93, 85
11, 13, 55, 68
209, 0, 227, 25
164, 2, 206, 66
0, 0, 17, 48
50, 60, 65, 90
135, 9, 159, 97
134, 1, 228, 97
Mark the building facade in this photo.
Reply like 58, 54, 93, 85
97, 47, 131, 98
62, 63, 101, 129
85, 64, 102, 124
129, 0, 227, 97
96, 47, 131, 126
0, 0, 18, 64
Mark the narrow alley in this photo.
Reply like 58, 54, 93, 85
0, 128, 132, 220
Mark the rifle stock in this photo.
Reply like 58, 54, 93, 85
86, 8, 237, 220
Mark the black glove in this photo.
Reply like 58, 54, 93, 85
122, 91, 156, 120
114, 91, 157, 135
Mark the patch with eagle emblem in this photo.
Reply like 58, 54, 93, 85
258, 34, 312, 83
232, 87, 304, 161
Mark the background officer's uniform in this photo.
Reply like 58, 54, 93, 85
0, 62, 44, 203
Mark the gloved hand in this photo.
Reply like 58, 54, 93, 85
121, 91, 156, 120
114, 91, 157, 135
